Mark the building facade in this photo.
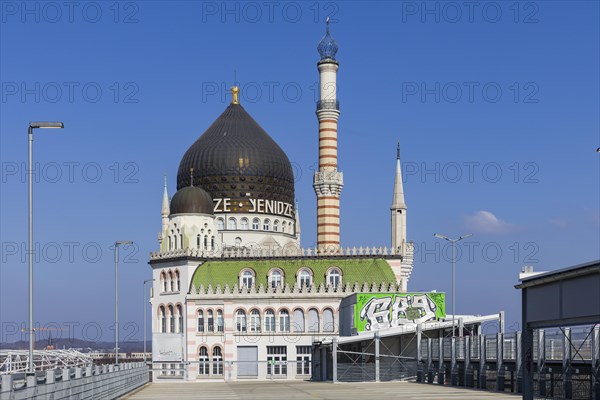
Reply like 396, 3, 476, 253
149, 21, 415, 381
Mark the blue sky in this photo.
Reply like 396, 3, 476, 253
1, 1, 599, 343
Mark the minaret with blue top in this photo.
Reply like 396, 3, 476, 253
313, 17, 343, 251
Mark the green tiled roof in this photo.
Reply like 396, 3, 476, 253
191, 258, 396, 289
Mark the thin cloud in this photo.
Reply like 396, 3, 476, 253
464, 211, 519, 235
548, 218, 568, 229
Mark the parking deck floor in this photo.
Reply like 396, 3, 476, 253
124, 381, 519, 399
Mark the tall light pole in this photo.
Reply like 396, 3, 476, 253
433, 233, 473, 337
114, 240, 133, 365
27, 121, 64, 373
143, 278, 155, 363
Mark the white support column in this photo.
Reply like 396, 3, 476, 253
375, 332, 380, 382
464, 336, 471, 387
479, 334, 486, 389
332, 337, 338, 383
563, 327, 572, 398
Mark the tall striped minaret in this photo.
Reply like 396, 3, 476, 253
313, 18, 343, 251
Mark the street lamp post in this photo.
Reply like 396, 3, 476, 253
114, 240, 133, 366
433, 233, 473, 337
27, 121, 64, 373
143, 278, 155, 363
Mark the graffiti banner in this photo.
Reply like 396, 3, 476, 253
355, 292, 446, 332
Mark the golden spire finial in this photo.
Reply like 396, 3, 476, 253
231, 86, 240, 105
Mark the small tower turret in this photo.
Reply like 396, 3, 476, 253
161, 175, 170, 243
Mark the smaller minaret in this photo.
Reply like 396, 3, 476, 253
295, 200, 301, 244
391, 141, 407, 255
161, 175, 170, 241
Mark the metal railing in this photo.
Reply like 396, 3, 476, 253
416, 326, 600, 399
0, 362, 148, 400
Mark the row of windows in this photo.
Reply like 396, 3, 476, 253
159, 270, 180, 293
198, 346, 223, 375
157, 304, 184, 333
216, 217, 293, 233
240, 267, 341, 289
196, 307, 336, 334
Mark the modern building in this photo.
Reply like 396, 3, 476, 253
149, 21, 423, 381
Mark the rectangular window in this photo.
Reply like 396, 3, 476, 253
267, 346, 287, 376
296, 346, 311, 375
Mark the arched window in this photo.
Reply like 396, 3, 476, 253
217, 218, 225, 230
235, 237, 242, 246
211, 236, 215, 249
179, 233, 183, 249
173, 233, 178, 249
327, 268, 342, 289
168, 305, 175, 333
297, 269, 312, 288
168, 271, 174, 292
204, 235, 208, 249
197, 235, 201, 249
207, 310, 214, 332
269, 269, 283, 288
240, 218, 249, 230
212, 347, 223, 375
323, 308, 334, 333
249, 309, 261, 332
264, 309, 276, 332
168, 235, 173, 250
197, 310, 204, 332
161, 272, 167, 292
198, 347, 209, 375
236, 310, 247, 332
282, 221, 286, 233
217, 309, 224, 332
263, 219, 271, 231
293, 309, 305, 332
228, 217, 237, 230
175, 270, 180, 292
273, 220, 279, 232
159, 306, 166, 333
240, 270, 255, 288
177, 304, 183, 333
308, 308, 319, 333
279, 309, 290, 332
252, 218, 260, 230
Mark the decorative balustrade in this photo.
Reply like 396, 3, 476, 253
189, 281, 403, 296
150, 242, 414, 262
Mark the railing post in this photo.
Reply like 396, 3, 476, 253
438, 337, 444, 385
427, 338, 433, 384
332, 337, 338, 383
516, 331, 522, 393
416, 324, 423, 382
497, 332, 504, 391
46, 369, 55, 384
375, 332, 380, 382
1, 374, 13, 400
563, 327, 572, 399
538, 329, 546, 397
464, 335, 471, 387
451, 337, 457, 385
592, 325, 599, 400
62, 368, 71, 381
479, 334, 486, 389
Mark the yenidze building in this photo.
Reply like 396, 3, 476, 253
148, 21, 441, 381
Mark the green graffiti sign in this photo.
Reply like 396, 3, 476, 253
354, 292, 446, 332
